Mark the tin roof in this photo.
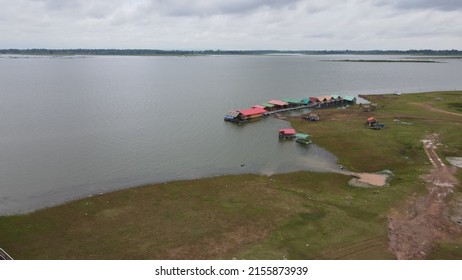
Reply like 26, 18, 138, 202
318, 95, 333, 101
282, 98, 301, 104
344, 96, 356, 101
239, 107, 267, 116
252, 105, 266, 109
268, 100, 288, 106
295, 133, 311, 139
279, 128, 296, 135
261, 102, 275, 108
224, 111, 240, 118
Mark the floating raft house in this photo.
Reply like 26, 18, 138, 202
261, 102, 275, 110
239, 107, 267, 119
224, 111, 241, 122
224, 94, 355, 123
279, 128, 296, 139
224, 107, 267, 123
268, 100, 289, 109
343, 96, 357, 104
282, 98, 301, 107
295, 133, 312, 145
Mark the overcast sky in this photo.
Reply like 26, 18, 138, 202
1, 0, 461, 50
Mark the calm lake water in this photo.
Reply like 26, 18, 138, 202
1, 54, 461, 214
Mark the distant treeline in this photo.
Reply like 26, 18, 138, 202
1, 48, 461, 56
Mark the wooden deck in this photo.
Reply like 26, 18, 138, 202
263, 103, 318, 115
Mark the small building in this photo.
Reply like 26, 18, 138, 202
282, 98, 301, 107
331, 95, 344, 106
251, 105, 266, 109
260, 102, 275, 111
317, 96, 328, 102
343, 96, 357, 104
239, 107, 267, 119
224, 110, 242, 122
309, 97, 320, 106
278, 128, 296, 139
301, 98, 311, 105
225, 107, 267, 123
268, 100, 289, 109
309, 97, 319, 103
317, 96, 332, 107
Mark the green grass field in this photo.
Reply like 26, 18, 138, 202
1, 91, 461, 259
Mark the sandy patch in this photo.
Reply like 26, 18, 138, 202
347, 171, 392, 188
446, 157, 462, 168
357, 173, 387, 186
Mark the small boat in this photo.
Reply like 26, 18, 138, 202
295, 133, 312, 145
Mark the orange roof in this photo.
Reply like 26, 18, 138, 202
279, 128, 296, 135
239, 107, 267, 116
268, 100, 288, 106
317, 95, 332, 101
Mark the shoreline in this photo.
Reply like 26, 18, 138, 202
1, 90, 459, 216
1, 90, 461, 260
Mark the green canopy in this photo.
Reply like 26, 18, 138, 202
261, 102, 275, 108
282, 98, 301, 104
295, 133, 311, 139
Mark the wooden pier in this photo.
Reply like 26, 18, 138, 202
225, 95, 355, 123
263, 103, 318, 115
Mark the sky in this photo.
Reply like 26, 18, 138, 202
1, 0, 461, 50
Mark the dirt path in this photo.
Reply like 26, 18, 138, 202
410, 102, 462, 117
388, 134, 461, 259
313, 237, 388, 259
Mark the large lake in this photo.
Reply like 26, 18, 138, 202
1, 54, 461, 214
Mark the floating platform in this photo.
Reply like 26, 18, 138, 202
295, 133, 312, 145
225, 95, 356, 124
279, 128, 296, 139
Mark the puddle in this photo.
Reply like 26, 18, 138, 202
446, 157, 462, 168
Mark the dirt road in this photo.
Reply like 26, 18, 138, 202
410, 102, 462, 118
388, 134, 461, 259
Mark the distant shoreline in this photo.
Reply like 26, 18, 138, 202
1, 49, 462, 57
323, 59, 441, 63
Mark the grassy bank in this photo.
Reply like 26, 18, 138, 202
1, 91, 461, 259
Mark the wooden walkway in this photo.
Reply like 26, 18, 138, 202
263, 104, 318, 115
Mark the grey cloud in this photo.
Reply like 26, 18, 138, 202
153, 0, 301, 17
374, 0, 462, 11
29, 0, 82, 11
